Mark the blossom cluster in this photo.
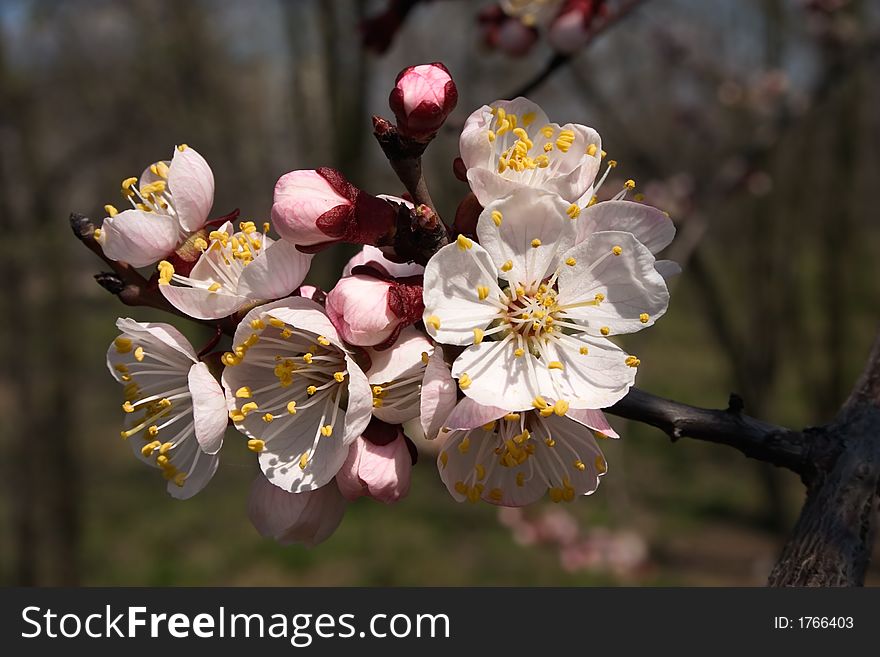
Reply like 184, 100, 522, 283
96, 62, 675, 547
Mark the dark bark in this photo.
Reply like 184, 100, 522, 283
768, 331, 880, 586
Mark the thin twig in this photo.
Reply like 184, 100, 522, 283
507, 0, 649, 99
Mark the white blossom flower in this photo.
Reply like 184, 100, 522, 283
107, 318, 227, 499
423, 187, 669, 412
157, 220, 311, 320
437, 402, 614, 506
364, 326, 434, 424
221, 298, 373, 493
96, 145, 214, 268
459, 97, 602, 205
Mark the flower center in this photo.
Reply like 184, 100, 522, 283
157, 221, 271, 294
487, 106, 578, 178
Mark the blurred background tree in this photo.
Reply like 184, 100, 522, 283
1, 0, 878, 585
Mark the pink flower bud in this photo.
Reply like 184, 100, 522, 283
548, 0, 603, 54
272, 168, 397, 251
325, 272, 425, 348
479, 6, 539, 57
336, 431, 412, 504
247, 476, 347, 547
389, 62, 458, 142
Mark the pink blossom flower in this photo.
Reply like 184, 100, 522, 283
157, 220, 311, 320
248, 475, 347, 547
389, 62, 458, 142
435, 395, 619, 506
459, 98, 602, 205
336, 426, 412, 504
271, 168, 397, 250
96, 145, 214, 267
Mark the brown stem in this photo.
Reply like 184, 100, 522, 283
607, 388, 807, 473
372, 115, 438, 210
70, 212, 236, 335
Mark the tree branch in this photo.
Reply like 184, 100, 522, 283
507, 0, 649, 98
70, 212, 236, 334
607, 387, 808, 473
767, 329, 880, 586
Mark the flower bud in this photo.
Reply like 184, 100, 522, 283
389, 62, 458, 142
479, 5, 539, 57
325, 272, 425, 348
272, 168, 397, 250
548, 0, 604, 54
247, 476, 347, 547
336, 430, 412, 504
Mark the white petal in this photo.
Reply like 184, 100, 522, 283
138, 159, 171, 189
459, 104, 497, 172
420, 349, 458, 440
168, 146, 214, 231
443, 397, 508, 430
188, 362, 227, 454
557, 231, 669, 336
114, 318, 198, 361
540, 333, 635, 409
477, 188, 576, 288
437, 427, 545, 507
98, 210, 179, 267
552, 124, 602, 200
341, 354, 373, 446
342, 244, 423, 278
365, 326, 433, 383
654, 259, 682, 280
160, 285, 247, 320
451, 338, 542, 412
575, 200, 676, 254
256, 400, 351, 493
168, 451, 219, 500
422, 241, 504, 346
565, 408, 620, 439
537, 414, 605, 495
236, 238, 311, 301
236, 297, 343, 350
466, 167, 524, 207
